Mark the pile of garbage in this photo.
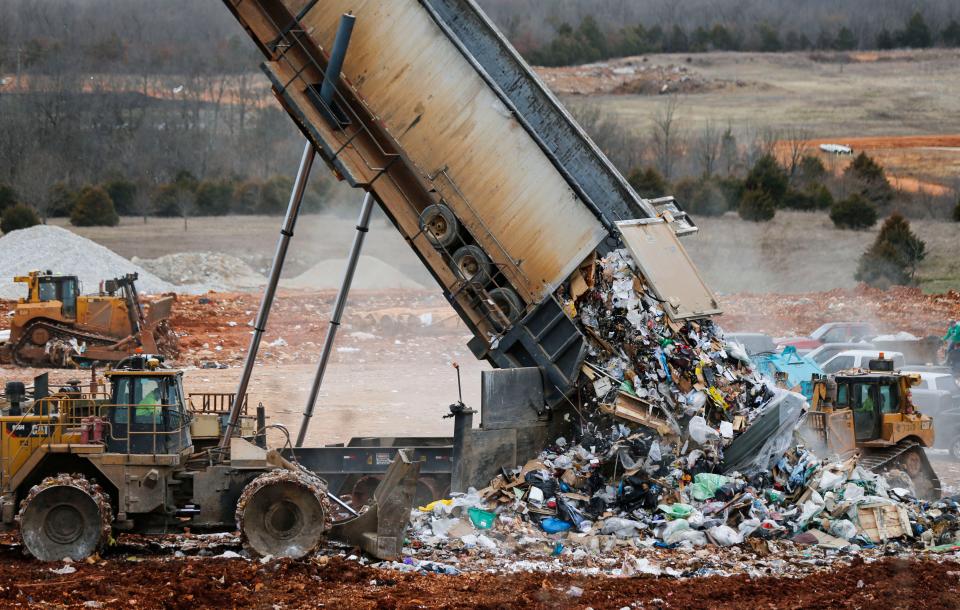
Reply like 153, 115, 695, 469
557, 247, 789, 474
393, 247, 960, 575
399, 445, 960, 576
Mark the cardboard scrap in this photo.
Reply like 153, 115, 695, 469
599, 391, 675, 436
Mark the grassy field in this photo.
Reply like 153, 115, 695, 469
51, 211, 959, 295
686, 211, 959, 294
588, 49, 960, 195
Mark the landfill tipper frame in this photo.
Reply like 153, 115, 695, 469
221, 0, 715, 492
221, 0, 711, 406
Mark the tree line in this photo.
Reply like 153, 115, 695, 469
528, 12, 959, 66
0, 171, 335, 234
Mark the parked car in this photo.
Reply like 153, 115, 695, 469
904, 370, 960, 420
725, 332, 776, 357
776, 322, 877, 352
819, 349, 905, 375
806, 342, 877, 367
933, 407, 960, 460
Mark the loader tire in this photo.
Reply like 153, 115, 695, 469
237, 469, 330, 559
17, 474, 113, 562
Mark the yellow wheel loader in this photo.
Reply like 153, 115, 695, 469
803, 355, 941, 499
0, 355, 418, 561
0, 271, 177, 367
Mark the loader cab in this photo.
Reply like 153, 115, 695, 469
834, 375, 902, 441
105, 359, 191, 455
24, 272, 79, 319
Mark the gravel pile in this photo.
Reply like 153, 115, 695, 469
0, 225, 176, 298
282, 255, 425, 290
133, 252, 266, 293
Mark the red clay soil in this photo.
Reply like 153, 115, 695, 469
0, 551, 956, 610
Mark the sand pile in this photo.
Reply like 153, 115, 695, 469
133, 252, 266, 292
282, 255, 424, 290
0, 225, 175, 298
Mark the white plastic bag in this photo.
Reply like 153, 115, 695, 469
688, 416, 718, 445
708, 524, 743, 547
601, 517, 646, 538
828, 519, 858, 541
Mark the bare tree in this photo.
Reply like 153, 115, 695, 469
651, 95, 682, 181
782, 126, 812, 181
14, 149, 58, 222
695, 120, 721, 179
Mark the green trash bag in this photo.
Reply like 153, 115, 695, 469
690, 473, 731, 501
657, 503, 694, 519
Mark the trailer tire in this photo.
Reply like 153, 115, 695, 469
486, 287, 523, 331
419, 204, 459, 249
451, 246, 491, 285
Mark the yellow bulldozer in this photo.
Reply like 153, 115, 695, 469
0, 354, 418, 561
0, 271, 177, 367
803, 354, 940, 499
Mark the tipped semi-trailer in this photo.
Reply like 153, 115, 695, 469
222, 0, 714, 406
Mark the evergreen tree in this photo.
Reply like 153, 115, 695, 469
830, 194, 878, 229
876, 28, 896, 50
744, 154, 788, 205
899, 12, 932, 48
738, 189, 776, 222
70, 186, 119, 227
627, 167, 668, 199
855, 213, 926, 287
834, 26, 858, 51
757, 23, 782, 52
942, 20, 960, 47
1, 203, 40, 234
844, 152, 894, 205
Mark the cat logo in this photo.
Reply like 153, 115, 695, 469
6, 423, 50, 438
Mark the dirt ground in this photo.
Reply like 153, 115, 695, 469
0, 550, 954, 609
3, 287, 960, 606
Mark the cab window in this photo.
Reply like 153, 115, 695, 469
133, 378, 163, 425
854, 384, 874, 411
878, 384, 899, 414
836, 383, 849, 405
38, 280, 57, 301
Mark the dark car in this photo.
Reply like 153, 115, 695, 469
935, 407, 960, 461
776, 322, 877, 352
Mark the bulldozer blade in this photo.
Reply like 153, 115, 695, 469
329, 448, 420, 560
146, 295, 175, 326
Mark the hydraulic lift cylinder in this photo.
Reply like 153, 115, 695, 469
296, 192, 375, 447
221, 142, 315, 451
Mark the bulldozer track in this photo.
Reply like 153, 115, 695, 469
858, 439, 942, 499
12, 319, 121, 367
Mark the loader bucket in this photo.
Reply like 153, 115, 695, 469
329, 448, 420, 560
